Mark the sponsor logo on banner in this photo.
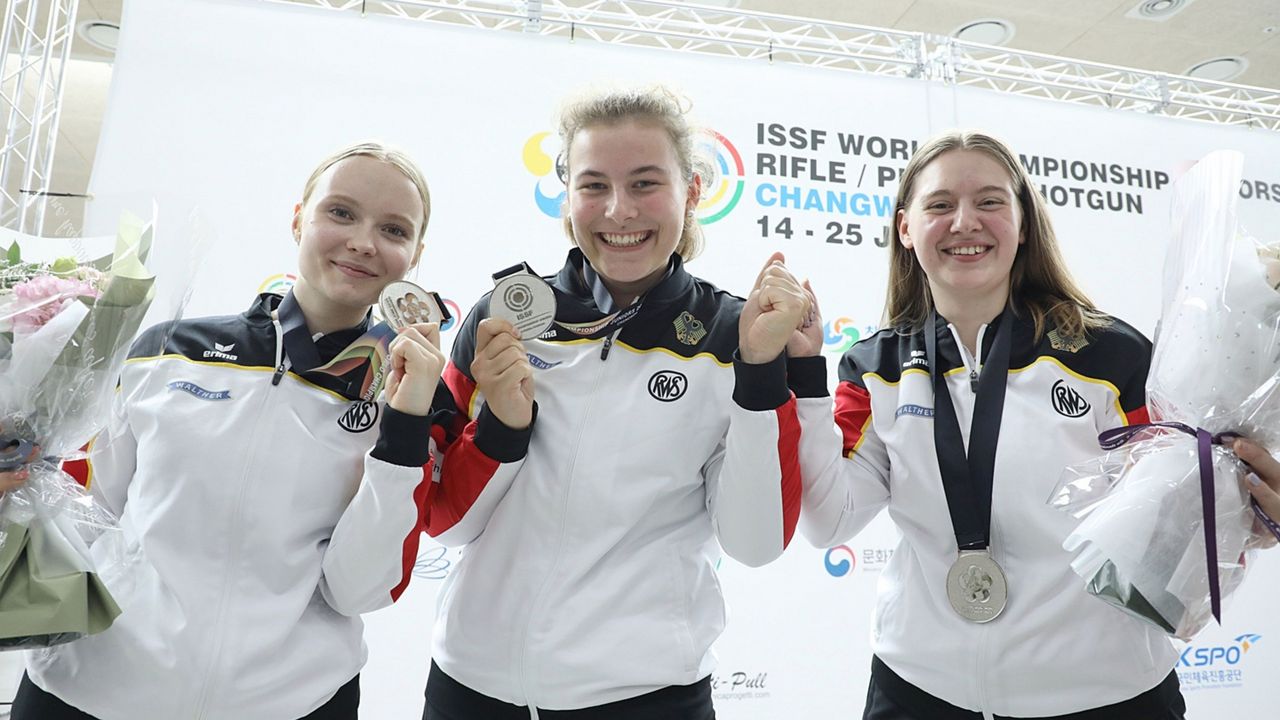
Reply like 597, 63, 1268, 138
167, 381, 231, 401
258, 273, 297, 295
1051, 379, 1090, 417
522, 128, 743, 224
710, 670, 771, 701
695, 130, 745, 224
648, 370, 687, 402
338, 400, 378, 433
826, 545, 895, 576
823, 316, 868, 354
823, 545, 857, 577
1177, 633, 1261, 691
440, 298, 460, 332
413, 545, 452, 580
523, 132, 566, 219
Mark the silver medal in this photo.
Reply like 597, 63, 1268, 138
491, 270, 556, 339
378, 280, 448, 331
945, 550, 1008, 623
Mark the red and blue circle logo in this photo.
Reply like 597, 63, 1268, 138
823, 545, 857, 577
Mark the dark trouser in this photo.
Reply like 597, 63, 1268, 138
423, 661, 716, 720
11, 671, 361, 720
864, 657, 1186, 720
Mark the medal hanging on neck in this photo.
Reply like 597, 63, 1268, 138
925, 307, 1014, 623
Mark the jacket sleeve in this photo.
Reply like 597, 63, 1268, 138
704, 353, 803, 568
318, 384, 456, 615
426, 299, 534, 547
790, 353, 892, 549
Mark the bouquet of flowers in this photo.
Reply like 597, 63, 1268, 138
0, 212, 159, 649
1049, 150, 1280, 640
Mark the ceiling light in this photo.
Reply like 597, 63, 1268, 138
77, 21, 119, 52
1125, 0, 1199, 21
1185, 56, 1247, 82
952, 19, 1015, 46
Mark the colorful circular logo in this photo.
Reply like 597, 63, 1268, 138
695, 130, 744, 225
258, 273, 297, 295
524, 132, 565, 219
823, 545, 856, 577
823, 317, 862, 354
440, 298, 460, 332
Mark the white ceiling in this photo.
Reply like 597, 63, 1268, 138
29, 0, 1280, 205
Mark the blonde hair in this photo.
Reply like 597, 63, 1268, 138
886, 130, 1108, 341
557, 86, 711, 261
301, 141, 431, 241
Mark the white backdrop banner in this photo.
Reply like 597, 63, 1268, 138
80, 0, 1280, 717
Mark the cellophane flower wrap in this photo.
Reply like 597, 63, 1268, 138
0, 213, 160, 649
1048, 151, 1279, 641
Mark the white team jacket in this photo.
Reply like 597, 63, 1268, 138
27, 293, 444, 720
792, 311, 1179, 717
426, 251, 802, 712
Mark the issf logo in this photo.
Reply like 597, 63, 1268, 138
823, 545, 856, 577
824, 317, 864, 354
258, 273, 297, 295
694, 129, 744, 225
1180, 634, 1262, 667
522, 129, 743, 224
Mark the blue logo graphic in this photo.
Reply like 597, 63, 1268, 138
167, 381, 231, 401
413, 545, 451, 580
824, 545, 856, 577
527, 353, 563, 370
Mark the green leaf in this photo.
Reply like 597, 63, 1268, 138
5, 242, 19, 266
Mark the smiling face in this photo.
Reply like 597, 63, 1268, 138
897, 149, 1024, 318
291, 154, 424, 332
565, 119, 700, 304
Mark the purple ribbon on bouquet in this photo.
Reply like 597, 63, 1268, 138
1096, 421, 1252, 625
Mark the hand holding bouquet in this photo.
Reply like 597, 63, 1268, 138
1049, 151, 1280, 640
0, 213, 158, 649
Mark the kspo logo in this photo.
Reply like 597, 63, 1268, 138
338, 400, 379, 433
1180, 634, 1262, 667
1051, 379, 1090, 418
648, 370, 688, 402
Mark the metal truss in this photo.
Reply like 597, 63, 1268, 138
0, 0, 80, 234
267, 0, 1280, 132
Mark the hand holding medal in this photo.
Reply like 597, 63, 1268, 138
379, 280, 449, 416
470, 264, 552, 431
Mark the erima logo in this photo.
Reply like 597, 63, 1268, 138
167, 381, 231, 401
1051, 379, 1090, 418
338, 400, 378, 433
203, 342, 238, 361
648, 370, 687, 402
526, 353, 562, 370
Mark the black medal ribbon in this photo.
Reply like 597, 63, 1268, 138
925, 306, 1014, 551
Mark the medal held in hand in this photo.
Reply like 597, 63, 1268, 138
491, 262, 556, 338
946, 549, 1008, 623
379, 280, 450, 331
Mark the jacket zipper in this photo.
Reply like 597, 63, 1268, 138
191, 317, 286, 718
518, 332, 618, 719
